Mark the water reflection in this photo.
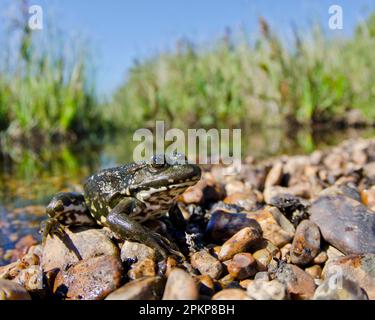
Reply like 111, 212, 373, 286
0, 126, 374, 263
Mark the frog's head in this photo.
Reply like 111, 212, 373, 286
128, 153, 201, 204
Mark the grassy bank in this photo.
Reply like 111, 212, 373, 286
110, 14, 375, 129
0, 1, 103, 142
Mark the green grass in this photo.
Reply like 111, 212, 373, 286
110, 14, 375, 129
0, 0, 103, 141
2, 2, 375, 140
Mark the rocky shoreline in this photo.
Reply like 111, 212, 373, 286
1, 137, 375, 300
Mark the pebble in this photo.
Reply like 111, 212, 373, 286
247, 279, 289, 300
194, 275, 216, 297
53, 255, 123, 300
254, 272, 270, 281
42, 228, 120, 272
361, 186, 375, 210
305, 265, 322, 279
246, 207, 294, 247
313, 275, 368, 300
290, 220, 321, 266
14, 265, 44, 294
265, 162, 283, 188
0, 279, 31, 300
120, 241, 156, 263
276, 263, 316, 300
227, 253, 257, 280
252, 249, 272, 271
206, 211, 262, 243
127, 258, 156, 280
322, 254, 375, 300
218, 274, 237, 288
310, 195, 375, 254
191, 250, 223, 279
218, 227, 262, 261
106, 276, 165, 300
313, 251, 328, 265
162, 268, 199, 300
223, 192, 258, 211
212, 288, 251, 300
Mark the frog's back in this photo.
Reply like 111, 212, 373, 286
83, 163, 138, 217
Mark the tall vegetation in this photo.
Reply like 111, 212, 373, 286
0, 0, 101, 141
111, 14, 375, 129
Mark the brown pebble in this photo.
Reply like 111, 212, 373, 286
313, 251, 328, 265
276, 263, 316, 300
162, 268, 199, 300
106, 276, 165, 300
218, 274, 236, 288
218, 227, 262, 261
191, 250, 223, 279
253, 249, 272, 271
0, 279, 31, 300
290, 220, 321, 266
194, 275, 216, 297
227, 253, 257, 280
53, 255, 123, 300
305, 265, 322, 279
165, 257, 178, 277
212, 288, 250, 300
128, 258, 156, 280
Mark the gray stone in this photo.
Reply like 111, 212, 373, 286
310, 195, 375, 255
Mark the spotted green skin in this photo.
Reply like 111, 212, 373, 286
44, 155, 201, 258
83, 160, 201, 224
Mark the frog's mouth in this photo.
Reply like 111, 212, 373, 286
134, 179, 198, 202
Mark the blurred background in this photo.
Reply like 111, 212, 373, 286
0, 0, 375, 263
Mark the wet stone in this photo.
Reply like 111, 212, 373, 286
218, 227, 262, 261
162, 268, 199, 300
290, 220, 321, 266
106, 277, 165, 300
310, 195, 375, 254
53, 255, 123, 300
227, 253, 257, 280
191, 250, 223, 280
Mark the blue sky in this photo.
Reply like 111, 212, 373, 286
1, 0, 374, 96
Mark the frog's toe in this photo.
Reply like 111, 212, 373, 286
40, 219, 66, 245
150, 231, 185, 260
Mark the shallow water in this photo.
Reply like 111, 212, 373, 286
0, 126, 374, 264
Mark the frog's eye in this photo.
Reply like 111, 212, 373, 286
150, 154, 165, 170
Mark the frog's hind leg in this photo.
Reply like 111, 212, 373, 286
106, 197, 183, 261
42, 192, 97, 244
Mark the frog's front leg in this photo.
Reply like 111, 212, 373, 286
106, 197, 182, 260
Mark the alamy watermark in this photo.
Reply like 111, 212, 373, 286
132, 121, 242, 171
28, 5, 43, 30
328, 4, 343, 30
